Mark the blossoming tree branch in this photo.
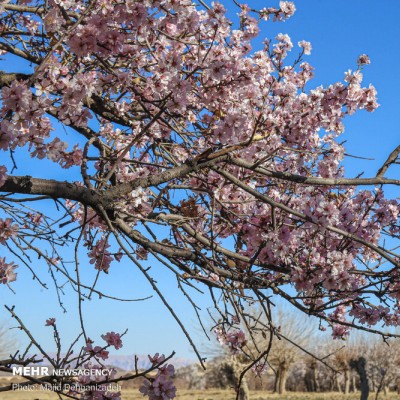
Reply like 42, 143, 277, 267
0, 0, 399, 398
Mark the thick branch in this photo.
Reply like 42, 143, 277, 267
233, 157, 400, 186
0, 176, 102, 207
104, 156, 228, 200
0, 43, 40, 64
0, 72, 31, 87
2, 4, 45, 14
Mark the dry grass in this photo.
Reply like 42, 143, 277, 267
1, 389, 399, 400
171, 392, 400, 400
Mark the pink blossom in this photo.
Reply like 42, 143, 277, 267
60, 145, 83, 168
84, 340, 109, 360
73, 361, 119, 399
331, 324, 350, 339
0, 218, 19, 244
298, 40, 312, 55
0, 258, 17, 284
101, 331, 123, 349
114, 250, 123, 262
88, 237, 113, 273
357, 54, 370, 66
214, 327, 246, 354
139, 361, 176, 400
148, 353, 166, 366
280, 1, 296, 17
45, 318, 56, 326
1, 81, 31, 112
83, 338, 95, 352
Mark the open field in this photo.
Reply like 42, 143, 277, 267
1, 390, 400, 400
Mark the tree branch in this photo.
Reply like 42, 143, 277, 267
233, 157, 400, 186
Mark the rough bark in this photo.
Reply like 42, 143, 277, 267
336, 374, 343, 393
304, 361, 319, 392
231, 357, 250, 400
352, 375, 357, 392
312, 365, 320, 393
273, 362, 288, 395
350, 357, 369, 400
344, 369, 350, 395
273, 368, 279, 393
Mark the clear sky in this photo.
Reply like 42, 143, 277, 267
1, 0, 400, 362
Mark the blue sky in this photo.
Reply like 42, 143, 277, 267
1, 0, 400, 362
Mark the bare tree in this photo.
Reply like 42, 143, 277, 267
267, 308, 317, 394
367, 338, 400, 398
0, 324, 16, 360
215, 305, 318, 395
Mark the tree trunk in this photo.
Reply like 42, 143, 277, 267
383, 385, 389, 395
237, 379, 249, 400
278, 366, 288, 395
329, 375, 336, 392
231, 356, 250, 400
312, 365, 320, 392
336, 374, 343, 393
273, 368, 280, 393
304, 369, 312, 392
344, 369, 350, 394
352, 375, 357, 392
350, 357, 369, 400
305, 365, 319, 392
375, 370, 387, 400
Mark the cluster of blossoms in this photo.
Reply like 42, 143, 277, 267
0, 218, 18, 244
101, 331, 123, 350
77, 335, 122, 399
260, 1, 296, 21
349, 304, 397, 327
87, 237, 113, 273
139, 354, 176, 400
214, 326, 247, 354
0, 217, 19, 285
84, 338, 110, 360
329, 305, 350, 339
43, 321, 123, 398
0, 257, 17, 284
0, 79, 82, 167
72, 361, 120, 400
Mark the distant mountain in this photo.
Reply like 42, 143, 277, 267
106, 354, 195, 371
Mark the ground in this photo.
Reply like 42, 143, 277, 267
0, 390, 399, 400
